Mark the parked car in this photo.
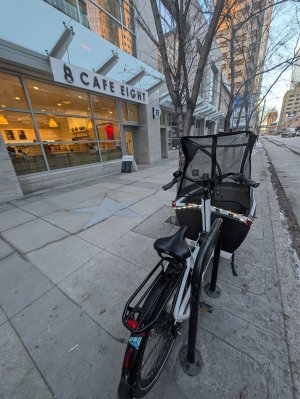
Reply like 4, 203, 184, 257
282, 128, 296, 138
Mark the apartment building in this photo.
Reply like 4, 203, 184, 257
216, 0, 273, 129
278, 85, 300, 125
0, 0, 224, 202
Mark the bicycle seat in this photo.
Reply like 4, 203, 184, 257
154, 226, 190, 260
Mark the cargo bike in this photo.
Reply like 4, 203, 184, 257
118, 131, 259, 398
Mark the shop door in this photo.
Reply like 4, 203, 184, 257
125, 131, 134, 156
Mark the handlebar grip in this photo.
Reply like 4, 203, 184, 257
162, 178, 177, 191
234, 174, 259, 188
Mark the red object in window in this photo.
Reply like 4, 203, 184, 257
105, 124, 114, 140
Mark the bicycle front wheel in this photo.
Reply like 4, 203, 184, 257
118, 286, 178, 398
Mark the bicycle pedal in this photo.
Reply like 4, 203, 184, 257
199, 301, 213, 313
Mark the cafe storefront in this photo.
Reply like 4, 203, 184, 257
0, 70, 141, 177
0, 0, 164, 202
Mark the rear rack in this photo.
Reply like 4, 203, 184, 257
122, 259, 185, 334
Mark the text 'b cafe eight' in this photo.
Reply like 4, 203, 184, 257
0, 0, 165, 202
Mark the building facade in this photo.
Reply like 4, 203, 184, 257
278, 85, 300, 126
216, 0, 273, 129
0, 0, 224, 203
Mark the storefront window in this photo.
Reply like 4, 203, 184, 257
92, 95, 117, 119
121, 102, 128, 121
34, 114, 96, 141
95, 120, 122, 161
95, 120, 120, 140
0, 73, 29, 110
127, 103, 139, 122
26, 80, 91, 116
8, 145, 47, 175
0, 111, 37, 144
44, 142, 100, 169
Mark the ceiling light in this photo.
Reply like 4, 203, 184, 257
33, 86, 39, 90
78, 96, 82, 99
0, 115, 9, 124
1, 105, 6, 108
15, 97, 20, 100
87, 121, 93, 129
49, 118, 58, 128
41, 109, 45, 112
57, 103, 62, 106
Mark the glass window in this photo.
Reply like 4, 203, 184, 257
122, 29, 136, 56
99, 141, 122, 161
7, 145, 47, 175
44, 142, 100, 169
121, 102, 128, 121
0, 72, 29, 110
99, 10, 123, 48
122, 1, 135, 33
92, 95, 117, 119
79, 0, 89, 27
0, 111, 37, 144
25, 80, 91, 116
95, 120, 120, 140
95, 0, 120, 20
34, 114, 96, 142
127, 103, 139, 122
43, 0, 79, 21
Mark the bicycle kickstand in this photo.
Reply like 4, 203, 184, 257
231, 252, 238, 276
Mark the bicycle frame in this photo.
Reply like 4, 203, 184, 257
172, 195, 214, 323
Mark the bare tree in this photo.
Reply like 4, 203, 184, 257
134, 0, 226, 138
217, 0, 300, 132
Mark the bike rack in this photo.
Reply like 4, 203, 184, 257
179, 218, 223, 376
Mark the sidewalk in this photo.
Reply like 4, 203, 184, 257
0, 144, 299, 399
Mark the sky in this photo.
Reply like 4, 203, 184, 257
261, 1, 300, 115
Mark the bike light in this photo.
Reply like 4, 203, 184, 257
127, 319, 138, 329
124, 347, 134, 368
245, 218, 253, 226
172, 200, 177, 208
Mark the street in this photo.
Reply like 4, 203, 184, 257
262, 136, 300, 229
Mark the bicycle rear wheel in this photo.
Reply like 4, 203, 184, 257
118, 284, 178, 398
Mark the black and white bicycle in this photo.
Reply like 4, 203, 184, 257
117, 131, 258, 399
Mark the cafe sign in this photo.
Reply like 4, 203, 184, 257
50, 57, 148, 105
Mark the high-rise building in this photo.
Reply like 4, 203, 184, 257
216, 0, 273, 129
278, 85, 300, 125
290, 41, 300, 89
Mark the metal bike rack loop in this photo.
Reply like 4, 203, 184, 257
179, 218, 223, 376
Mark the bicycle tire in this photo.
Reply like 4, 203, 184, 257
118, 282, 179, 399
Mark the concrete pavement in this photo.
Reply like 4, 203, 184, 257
0, 143, 299, 399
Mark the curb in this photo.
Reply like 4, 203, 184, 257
266, 138, 300, 156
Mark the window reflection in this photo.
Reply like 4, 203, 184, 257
8, 145, 47, 175
95, 0, 120, 20
0, 111, 37, 144
92, 95, 117, 119
122, 29, 136, 55
0, 73, 29, 110
26, 79, 91, 116
87, 6, 123, 48
122, 1, 135, 33
127, 103, 139, 122
44, 142, 101, 169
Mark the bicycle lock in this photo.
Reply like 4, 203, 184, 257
179, 218, 223, 376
